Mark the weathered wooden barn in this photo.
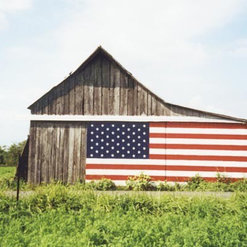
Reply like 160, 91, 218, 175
19, 46, 247, 184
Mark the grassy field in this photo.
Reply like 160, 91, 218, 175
0, 166, 16, 179
1, 167, 247, 246
1, 185, 247, 246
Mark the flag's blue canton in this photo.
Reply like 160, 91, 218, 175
87, 122, 149, 159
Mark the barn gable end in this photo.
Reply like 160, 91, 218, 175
28, 46, 244, 122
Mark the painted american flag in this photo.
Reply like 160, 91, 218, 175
86, 121, 247, 185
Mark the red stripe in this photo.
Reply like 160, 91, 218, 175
150, 154, 247, 162
150, 133, 247, 140
86, 164, 247, 173
150, 122, 247, 129
85, 175, 240, 182
149, 143, 247, 151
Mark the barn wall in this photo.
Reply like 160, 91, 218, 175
28, 121, 87, 184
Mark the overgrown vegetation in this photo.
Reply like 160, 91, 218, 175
0, 141, 26, 166
1, 167, 247, 193
1, 184, 247, 246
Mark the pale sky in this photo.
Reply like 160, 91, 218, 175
0, 0, 247, 146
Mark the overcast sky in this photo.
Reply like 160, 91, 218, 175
0, 0, 247, 146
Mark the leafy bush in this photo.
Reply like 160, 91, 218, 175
186, 174, 205, 191
157, 181, 175, 191
216, 172, 232, 184
126, 173, 156, 191
85, 178, 116, 191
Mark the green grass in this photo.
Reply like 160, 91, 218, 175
0, 166, 16, 179
1, 184, 247, 246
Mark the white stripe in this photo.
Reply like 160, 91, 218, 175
86, 169, 165, 176
150, 127, 247, 135
86, 169, 247, 178
30, 114, 243, 123
166, 171, 247, 178
86, 179, 127, 186
150, 138, 247, 145
85, 179, 186, 185
150, 148, 247, 156
86, 158, 247, 167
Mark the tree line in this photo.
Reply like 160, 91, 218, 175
0, 141, 26, 166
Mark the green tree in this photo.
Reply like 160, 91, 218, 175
5, 141, 26, 166
0, 146, 7, 165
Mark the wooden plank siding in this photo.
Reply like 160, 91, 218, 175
28, 121, 87, 184
30, 53, 221, 119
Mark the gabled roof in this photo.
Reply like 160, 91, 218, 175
28, 46, 246, 123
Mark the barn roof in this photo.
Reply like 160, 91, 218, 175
28, 46, 246, 123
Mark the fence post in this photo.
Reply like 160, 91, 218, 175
16, 154, 21, 203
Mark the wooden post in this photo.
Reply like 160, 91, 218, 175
16, 154, 21, 203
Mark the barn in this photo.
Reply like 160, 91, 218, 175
18, 46, 247, 185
